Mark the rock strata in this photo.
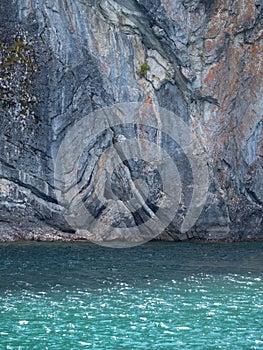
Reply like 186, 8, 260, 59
0, 0, 262, 242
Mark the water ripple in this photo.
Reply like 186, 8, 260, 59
0, 242, 262, 349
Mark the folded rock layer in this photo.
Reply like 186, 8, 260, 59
0, 0, 262, 242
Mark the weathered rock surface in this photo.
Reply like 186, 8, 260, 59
0, 0, 262, 242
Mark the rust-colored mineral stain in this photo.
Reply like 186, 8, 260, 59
203, 61, 224, 86
145, 91, 153, 105
235, 0, 257, 29
139, 81, 147, 88
205, 26, 220, 39
98, 155, 106, 169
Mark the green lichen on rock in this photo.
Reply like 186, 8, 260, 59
0, 38, 36, 68
137, 61, 150, 78
0, 34, 39, 124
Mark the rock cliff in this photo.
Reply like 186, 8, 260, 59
0, 0, 262, 242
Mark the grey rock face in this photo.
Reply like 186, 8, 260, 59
0, 0, 262, 242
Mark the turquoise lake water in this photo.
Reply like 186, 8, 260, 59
0, 241, 262, 349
